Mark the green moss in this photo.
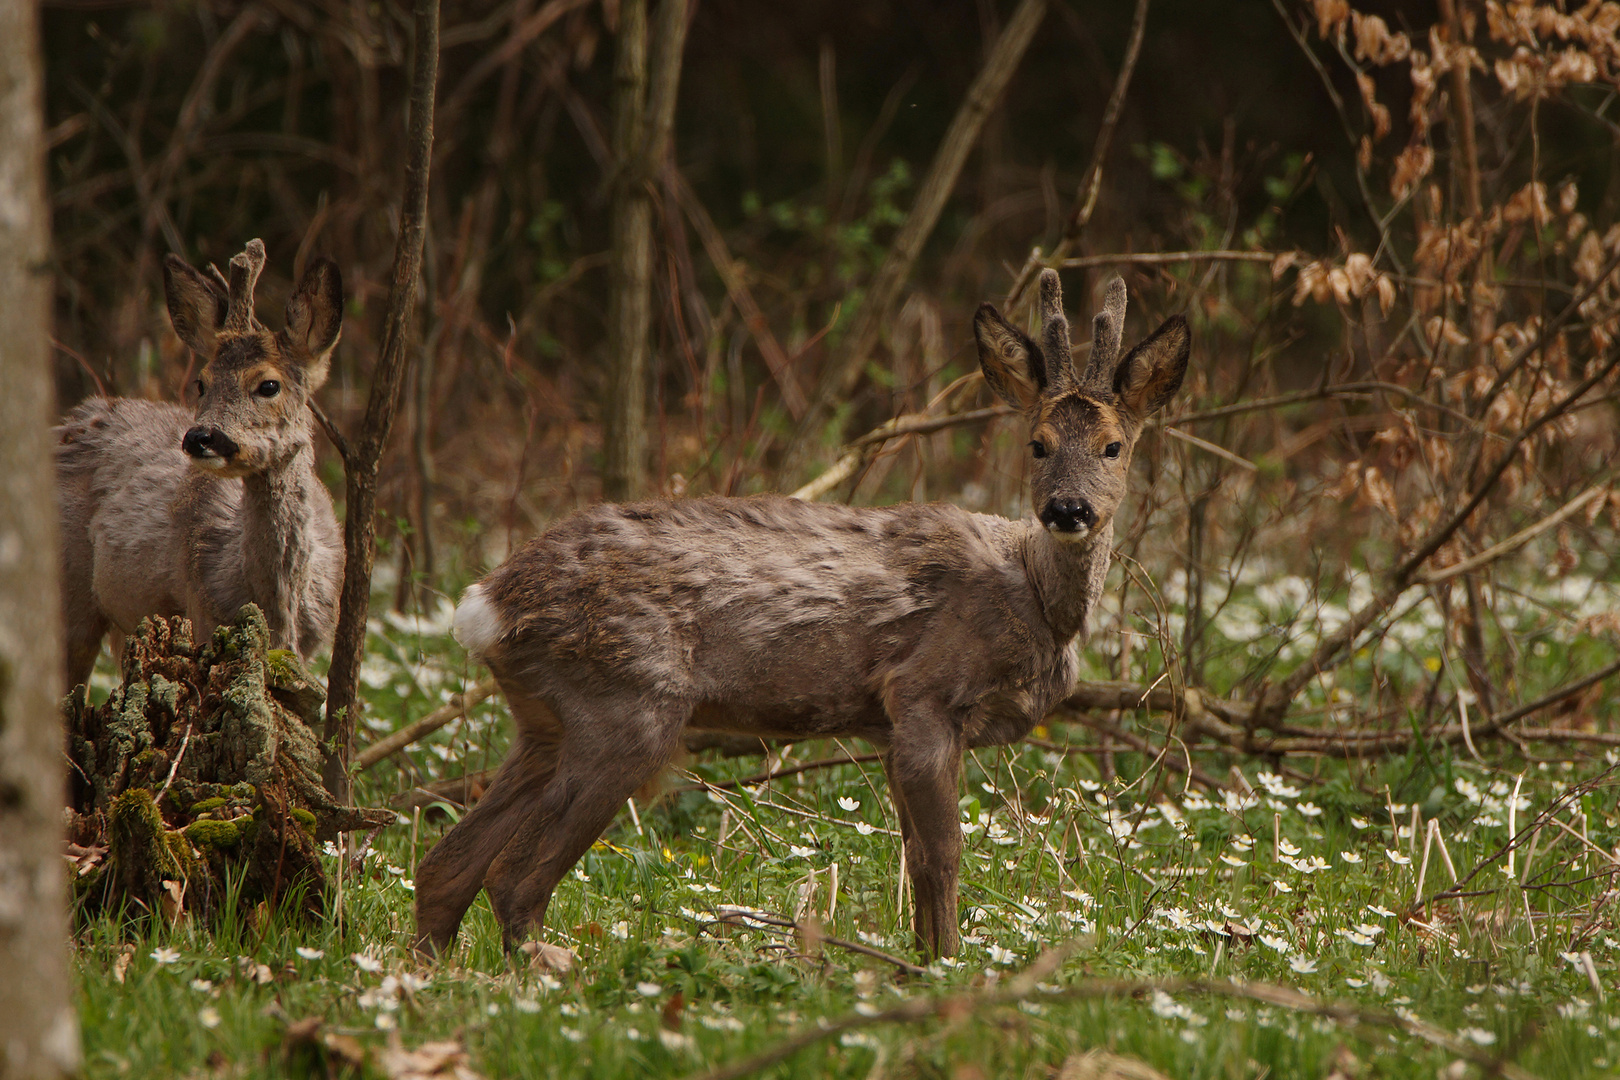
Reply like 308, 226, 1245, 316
190, 796, 228, 815
108, 788, 182, 901
238, 811, 261, 849
165, 831, 203, 881
184, 818, 242, 848
289, 808, 317, 836
265, 648, 326, 725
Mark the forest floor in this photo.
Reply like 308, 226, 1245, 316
71, 567, 1620, 1080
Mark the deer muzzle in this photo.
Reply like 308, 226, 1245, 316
182, 426, 239, 469
1039, 497, 1097, 540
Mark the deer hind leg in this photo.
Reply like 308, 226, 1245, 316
483, 701, 685, 952
63, 609, 109, 692
412, 688, 564, 959
883, 737, 964, 959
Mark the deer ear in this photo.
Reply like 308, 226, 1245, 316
163, 254, 227, 355
974, 303, 1046, 410
1113, 314, 1190, 418
284, 257, 343, 386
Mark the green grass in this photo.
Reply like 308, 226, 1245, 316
74, 570, 1620, 1078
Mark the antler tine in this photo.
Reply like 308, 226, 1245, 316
205, 263, 231, 296
223, 238, 268, 333
1080, 275, 1127, 394
1037, 269, 1073, 385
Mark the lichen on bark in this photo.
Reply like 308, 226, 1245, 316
64, 604, 393, 918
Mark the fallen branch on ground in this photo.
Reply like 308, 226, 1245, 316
396, 662, 1620, 810
354, 679, 498, 771
670, 748, 883, 793
681, 939, 1541, 1080
702, 907, 926, 976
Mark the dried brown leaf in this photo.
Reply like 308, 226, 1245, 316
1351, 12, 1410, 64
1390, 143, 1434, 200
1058, 1048, 1173, 1080
1355, 72, 1392, 139
1312, 0, 1350, 39
377, 1039, 485, 1080
520, 941, 576, 973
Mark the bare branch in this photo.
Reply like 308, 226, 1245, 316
354, 679, 498, 772
322, 0, 439, 802
1059, 248, 1277, 270
673, 172, 807, 418
670, 748, 884, 793
792, 0, 1047, 457
682, 954, 1542, 1080
1005, 0, 1152, 309
1418, 485, 1609, 586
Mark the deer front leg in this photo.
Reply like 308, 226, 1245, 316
883, 722, 964, 959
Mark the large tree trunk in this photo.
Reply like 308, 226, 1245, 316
601, 0, 690, 501
0, 1, 79, 1074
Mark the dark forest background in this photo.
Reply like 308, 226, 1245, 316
39, 0, 1620, 641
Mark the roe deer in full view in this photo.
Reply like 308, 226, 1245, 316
415, 269, 1189, 960
56, 240, 344, 689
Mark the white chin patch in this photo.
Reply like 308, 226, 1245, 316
452, 583, 504, 655
1047, 523, 1092, 544
190, 455, 227, 471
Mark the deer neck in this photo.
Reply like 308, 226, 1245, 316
1019, 519, 1113, 645
238, 438, 321, 648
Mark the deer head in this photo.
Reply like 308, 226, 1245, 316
974, 269, 1189, 542
162, 240, 343, 478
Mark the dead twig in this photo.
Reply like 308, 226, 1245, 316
354, 679, 499, 771
1004, 0, 1151, 309
672, 171, 807, 418
681, 947, 1541, 1080
1057, 248, 1277, 271
705, 907, 926, 976
793, 0, 1047, 454
671, 749, 884, 793
1417, 485, 1609, 585
1253, 344, 1620, 729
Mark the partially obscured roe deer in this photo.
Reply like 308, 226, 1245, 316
416, 270, 1189, 960
56, 240, 344, 689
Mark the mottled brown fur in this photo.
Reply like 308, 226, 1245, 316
55, 241, 344, 687
414, 270, 1190, 961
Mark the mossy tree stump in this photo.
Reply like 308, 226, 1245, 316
63, 605, 393, 920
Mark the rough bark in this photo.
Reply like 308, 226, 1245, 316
322, 0, 439, 802
0, 0, 79, 1071
602, 0, 690, 500
62, 608, 393, 919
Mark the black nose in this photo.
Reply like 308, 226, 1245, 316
1040, 498, 1097, 532
182, 426, 238, 459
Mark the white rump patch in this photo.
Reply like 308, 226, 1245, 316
452, 582, 504, 655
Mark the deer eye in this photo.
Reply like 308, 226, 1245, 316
194, 379, 207, 399
1029, 440, 1048, 459
255, 379, 281, 398
1104, 442, 1122, 459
